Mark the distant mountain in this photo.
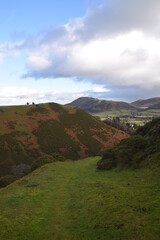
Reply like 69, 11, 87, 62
0, 102, 128, 187
97, 117, 160, 170
67, 97, 137, 113
131, 97, 160, 109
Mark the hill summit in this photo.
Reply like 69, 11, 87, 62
67, 97, 136, 113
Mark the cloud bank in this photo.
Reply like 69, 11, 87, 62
0, 86, 110, 106
22, 0, 160, 98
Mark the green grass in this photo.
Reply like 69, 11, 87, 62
93, 109, 135, 118
93, 109, 160, 126
0, 157, 159, 240
140, 109, 160, 117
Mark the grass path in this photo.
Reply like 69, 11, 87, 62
51, 171, 73, 240
0, 157, 159, 240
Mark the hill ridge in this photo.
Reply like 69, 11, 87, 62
131, 97, 160, 108
67, 97, 136, 113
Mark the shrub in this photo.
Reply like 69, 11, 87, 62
0, 175, 16, 188
26, 105, 49, 115
97, 149, 117, 170
31, 155, 57, 170
35, 119, 80, 159
98, 135, 148, 170
11, 164, 31, 177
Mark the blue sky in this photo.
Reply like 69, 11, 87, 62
0, 0, 160, 105
1, 0, 89, 39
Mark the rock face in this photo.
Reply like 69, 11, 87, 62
0, 102, 128, 185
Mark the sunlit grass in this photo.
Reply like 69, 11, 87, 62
0, 157, 159, 240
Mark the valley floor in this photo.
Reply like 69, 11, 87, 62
0, 157, 159, 240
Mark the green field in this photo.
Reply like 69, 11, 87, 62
93, 109, 135, 118
93, 109, 160, 126
0, 157, 159, 240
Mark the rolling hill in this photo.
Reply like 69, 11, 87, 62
97, 117, 160, 170
0, 102, 128, 187
67, 97, 137, 113
131, 97, 160, 109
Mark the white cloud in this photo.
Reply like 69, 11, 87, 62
0, 41, 24, 64
21, 0, 160, 99
1, 0, 160, 101
27, 54, 51, 71
0, 86, 110, 105
0, 43, 8, 64
0, 87, 37, 98
92, 86, 110, 93
25, 31, 160, 92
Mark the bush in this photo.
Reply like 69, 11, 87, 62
0, 175, 16, 188
11, 164, 31, 177
31, 155, 57, 170
97, 149, 117, 170
98, 135, 148, 170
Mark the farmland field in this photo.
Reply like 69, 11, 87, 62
93, 109, 160, 126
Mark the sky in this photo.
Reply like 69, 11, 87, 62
0, 0, 160, 105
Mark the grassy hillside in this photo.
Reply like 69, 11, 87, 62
0, 103, 128, 187
147, 103, 160, 110
98, 118, 160, 170
68, 97, 137, 113
132, 97, 160, 109
0, 157, 159, 240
